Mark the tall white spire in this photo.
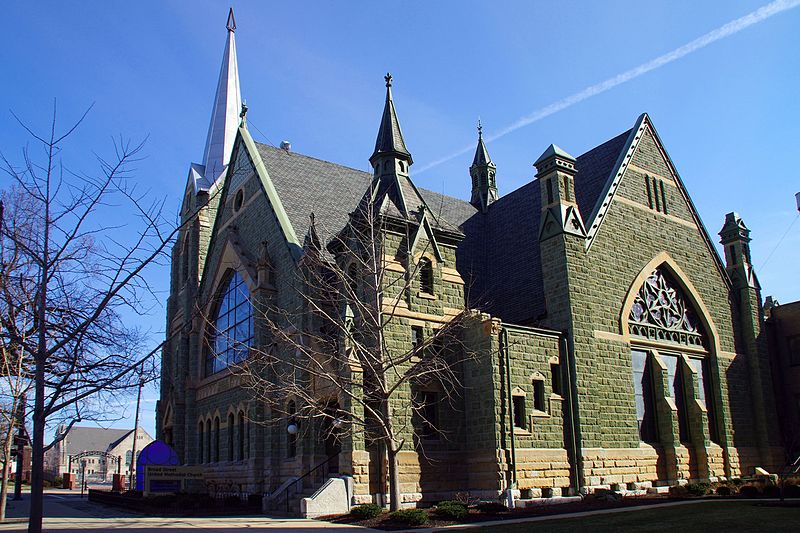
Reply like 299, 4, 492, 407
201, 8, 242, 184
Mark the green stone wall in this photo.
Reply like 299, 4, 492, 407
500, 327, 564, 449
542, 124, 780, 467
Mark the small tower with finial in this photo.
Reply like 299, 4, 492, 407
469, 119, 498, 212
719, 212, 758, 289
370, 73, 413, 180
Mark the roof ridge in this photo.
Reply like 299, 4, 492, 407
255, 142, 372, 177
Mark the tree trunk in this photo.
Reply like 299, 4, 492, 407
0, 414, 16, 521
28, 370, 45, 533
387, 445, 401, 512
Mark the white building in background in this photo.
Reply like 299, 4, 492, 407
44, 425, 153, 483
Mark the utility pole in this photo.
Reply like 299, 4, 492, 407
128, 370, 145, 491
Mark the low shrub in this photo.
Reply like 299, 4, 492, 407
715, 485, 733, 496
762, 484, 781, 498
351, 503, 383, 520
731, 478, 744, 486
477, 501, 508, 514
389, 509, 428, 526
739, 485, 760, 498
685, 482, 710, 497
783, 484, 800, 498
53, 477, 63, 488
668, 485, 688, 498
435, 501, 468, 520
453, 492, 478, 507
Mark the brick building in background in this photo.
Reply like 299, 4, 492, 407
765, 297, 800, 458
44, 426, 153, 483
157, 11, 785, 513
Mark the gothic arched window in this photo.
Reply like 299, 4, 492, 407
227, 413, 235, 461
238, 410, 246, 460
213, 417, 220, 462
629, 268, 705, 348
419, 258, 434, 295
206, 271, 254, 375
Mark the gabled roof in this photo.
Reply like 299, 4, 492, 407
581, 114, 730, 287
465, 128, 632, 323
213, 113, 722, 326
236, 121, 631, 324
59, 427, 132, 455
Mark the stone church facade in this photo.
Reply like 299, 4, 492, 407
157, 12, 784, 507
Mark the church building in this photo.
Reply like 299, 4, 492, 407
157, 11, 784, 511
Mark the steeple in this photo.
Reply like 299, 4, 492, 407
370, 73, 412, 167
469, 120, 498, 212
201, 7, 243, 184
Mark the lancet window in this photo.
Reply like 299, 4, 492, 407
206, 271, 254, 375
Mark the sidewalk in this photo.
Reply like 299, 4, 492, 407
0, 489, 379, 531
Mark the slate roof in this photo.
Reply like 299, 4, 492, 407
60, 427, 132, 454
254, 124, 632, 325
574, 129, 632, 221
256, 144, 473, 249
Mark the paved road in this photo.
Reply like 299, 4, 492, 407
1, 490, 376, 532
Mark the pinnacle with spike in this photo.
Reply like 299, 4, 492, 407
227, 7, 236, 32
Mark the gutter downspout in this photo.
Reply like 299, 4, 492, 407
500, 327, 516, 507
561, 333, 583, 495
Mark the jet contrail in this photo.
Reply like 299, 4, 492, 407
416, 0, 800, 174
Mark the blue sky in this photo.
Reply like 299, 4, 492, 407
2, 1, 799, 437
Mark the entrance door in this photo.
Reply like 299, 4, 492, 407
323, 402, 342, 474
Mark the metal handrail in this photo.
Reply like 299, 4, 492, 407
274, 453, 340, 514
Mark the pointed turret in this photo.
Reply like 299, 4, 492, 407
364, 74, 428, 220
370, 73, 412, 167
719, 212, 758, 289
535, 143, 585, 240
469, 121, 498, 212
201, 7, 243, 185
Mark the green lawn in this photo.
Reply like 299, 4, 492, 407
471, 501, 799, 533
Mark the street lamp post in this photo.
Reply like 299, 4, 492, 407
80, 459, 87, 498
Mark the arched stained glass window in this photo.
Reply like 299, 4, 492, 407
629, 268, 705, 348
206, 271, 254, 375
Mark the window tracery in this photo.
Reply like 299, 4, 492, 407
629, 268, 704, 347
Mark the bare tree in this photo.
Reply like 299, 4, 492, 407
228, 188, 476, 512
0, 188, 36, 522
0, 103, 189, 533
